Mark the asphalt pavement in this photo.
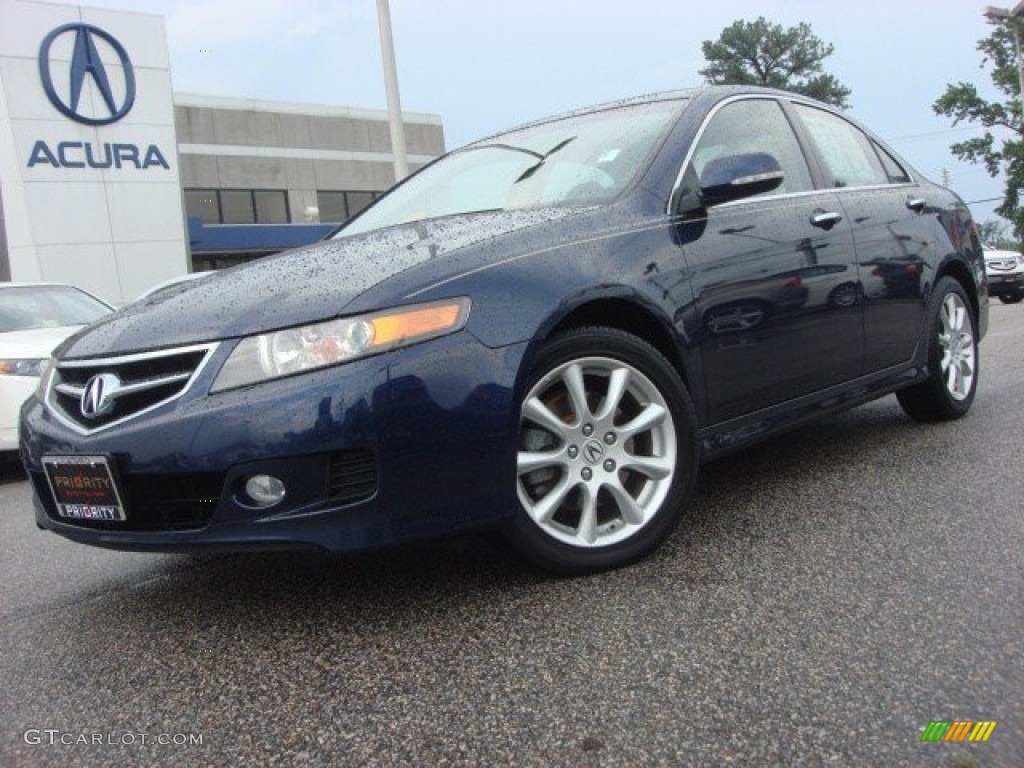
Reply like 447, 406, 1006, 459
1, 305, 1021, 767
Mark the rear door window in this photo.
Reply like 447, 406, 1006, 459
792, 104, 888, 189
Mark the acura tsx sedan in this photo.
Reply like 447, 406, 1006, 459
19, 86, 987, 573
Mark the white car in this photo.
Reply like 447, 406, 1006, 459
984, 247, 1024, 305
136, 271, 212, 300
0, 283, 113, 452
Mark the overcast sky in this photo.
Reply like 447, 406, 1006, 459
80, 0, 1010, 224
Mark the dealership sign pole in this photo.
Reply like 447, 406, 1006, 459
377, 0, 409, 183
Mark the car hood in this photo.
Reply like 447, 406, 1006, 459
0, 326, 83, 359
59, 208, 587, 359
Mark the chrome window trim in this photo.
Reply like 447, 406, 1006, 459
45, 343, 220, 436
666, 94, 919, 216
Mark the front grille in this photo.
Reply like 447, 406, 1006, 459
327, 449, 377, 504
32, 470, 223, 531
987, 258, 1018, 271
48, 344, 217, 433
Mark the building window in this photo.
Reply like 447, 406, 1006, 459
254, 190, 290, 224
184, 189, 291, 224
184, 189, 219, 224
220, 190, 256, 224
316, 190, 380, 223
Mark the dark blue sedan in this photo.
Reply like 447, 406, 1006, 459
20, 86, 988, 573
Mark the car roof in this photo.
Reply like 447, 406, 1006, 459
467, 86, 719, 147
465, 85, 847, 149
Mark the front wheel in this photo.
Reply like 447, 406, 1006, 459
503, 327, 697, 574
998, 293, 1023, 305
897, 277, 979, 422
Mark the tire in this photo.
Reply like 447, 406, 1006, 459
998, 293, 1023, 305
896, 277, 979, 422
503, 327, 698, 574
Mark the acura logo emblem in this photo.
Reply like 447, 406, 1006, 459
81, 373, 123, 419
583, 440, 605, 465
38, 23, 136, 126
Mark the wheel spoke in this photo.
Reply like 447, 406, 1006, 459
952, 304, 966, 333
947, 363, 960, 396
523, 396, 570, 438
527, 475, 574, 525
604, 480, 644, 526
941, 296, 957, 334
619, 403, 667, 440
562, 363, 590, 424
594, 367, 630, 421
576, 485, 598, 545
622, 452, 674, 480
517, 450, 566, 475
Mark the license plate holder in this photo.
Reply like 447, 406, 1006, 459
42, 455, 126, 522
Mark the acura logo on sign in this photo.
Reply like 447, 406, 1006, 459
81, 373, 123, 419
38, 23, 136, 126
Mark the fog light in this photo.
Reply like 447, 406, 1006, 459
244, 474, 286, 507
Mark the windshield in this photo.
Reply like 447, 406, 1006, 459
0, 285, 112, 333
339, 100, 684, 237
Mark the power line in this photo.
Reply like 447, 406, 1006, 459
886, 126, 978, 143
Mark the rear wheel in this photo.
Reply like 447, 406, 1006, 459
897, 277, 978, 421
998, 293, 1023, 305
504, 327, 697, 574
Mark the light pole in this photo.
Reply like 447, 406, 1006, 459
376, 0, 409, 182
983, 3, 1024, 112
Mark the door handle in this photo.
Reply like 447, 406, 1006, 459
906, 197, 927, 213
810, 210, 843, 229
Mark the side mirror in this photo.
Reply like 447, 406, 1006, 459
699, 152, 784, 207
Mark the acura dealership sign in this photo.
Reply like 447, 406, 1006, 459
38, 23, 136, 125
28, 21, 168, 171
0, 0, 188, 304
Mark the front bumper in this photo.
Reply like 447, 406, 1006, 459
986, 272, 1024, 299
0, 375, 38, 451
20, 332, 526, 552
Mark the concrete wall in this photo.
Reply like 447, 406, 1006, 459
0, 0, 188, 304
173, 94, 445, 224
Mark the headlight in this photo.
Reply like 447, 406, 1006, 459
211, 298, 471, 392
35, 358, 56, 397
0, 358, 47, 377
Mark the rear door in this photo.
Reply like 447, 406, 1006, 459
789, 103, 934, 372
675, 97, 863, 424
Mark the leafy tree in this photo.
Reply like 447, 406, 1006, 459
978, 218, 1021, 250
934, 18, 1023, 241
700, 17, 851, 108
978, 218, 1006, 244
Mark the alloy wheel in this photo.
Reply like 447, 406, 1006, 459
938, 292, 975, 401
516, 357, 677, 548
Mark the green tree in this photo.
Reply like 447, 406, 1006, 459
933, 19, 1023, 240
977, 218, 1021, 250
699, 17, 851, 108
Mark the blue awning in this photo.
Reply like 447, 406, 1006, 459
187, 217, 338, 254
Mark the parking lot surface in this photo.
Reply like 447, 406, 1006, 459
1, 305, 1021, 767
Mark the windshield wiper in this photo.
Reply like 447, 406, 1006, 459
462, 137, 578, 183
514, 137, 577, 183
